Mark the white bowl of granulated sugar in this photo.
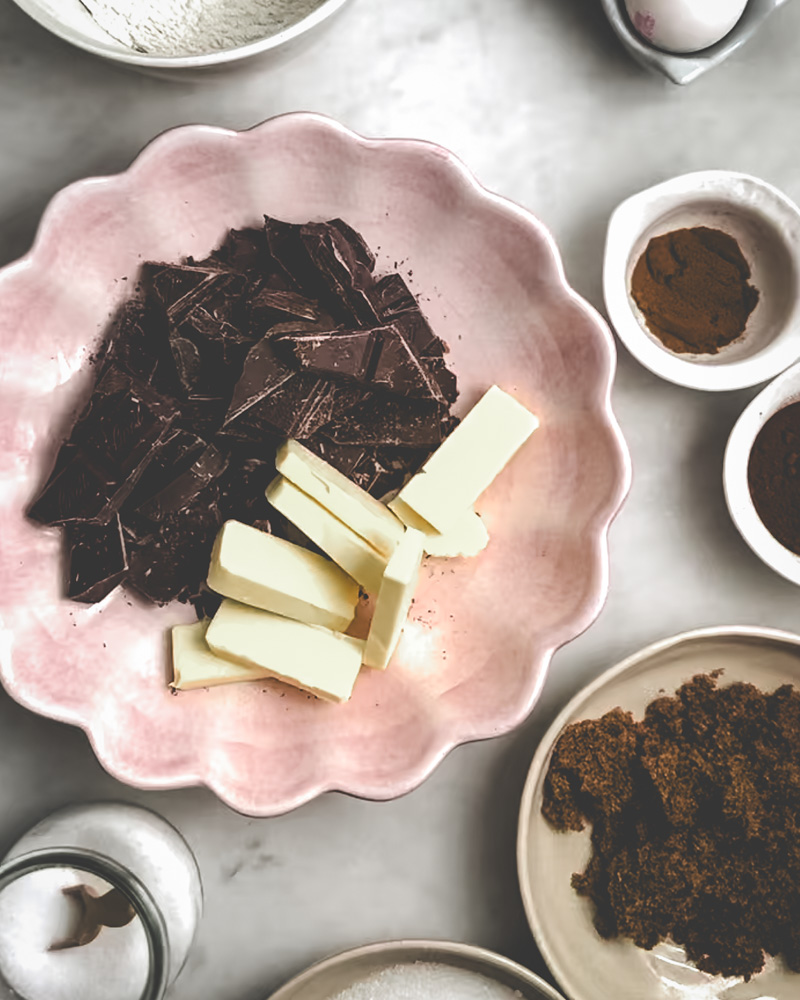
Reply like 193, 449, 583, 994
10, 0, 354, 74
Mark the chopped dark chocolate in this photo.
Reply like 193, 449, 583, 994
29, 214, 461, 614
277, 328, 379, 383
322, 396, 453, 448
136, 444, 228, 522
64, 515, 128, 604
28, 370, 178, 526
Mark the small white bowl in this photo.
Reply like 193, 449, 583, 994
604, 170, 800, 391
10, 0, 352, 74
724, 360, 800, 584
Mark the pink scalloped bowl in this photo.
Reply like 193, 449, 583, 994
0, 114, 630, 816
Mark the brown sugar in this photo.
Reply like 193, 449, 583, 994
541, 673, 800, 979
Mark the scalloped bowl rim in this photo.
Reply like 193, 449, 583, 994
0, 115, 631, 814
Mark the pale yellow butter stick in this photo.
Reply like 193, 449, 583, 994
364, 528, 425, 670
266, 475, 387, 594
171, 620, 271, 691
275, 439, 405, 559
207, 519, 358, 632
206, 599, 364, 703
390, 385, 539, 534
388, 498, 489, 558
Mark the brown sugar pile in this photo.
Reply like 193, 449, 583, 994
630, 227, 759, 354
542, 673, 800, 980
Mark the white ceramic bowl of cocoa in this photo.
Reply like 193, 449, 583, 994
725, 360, 800, 586
604, 170, 800, 392
9, 0, 353, 75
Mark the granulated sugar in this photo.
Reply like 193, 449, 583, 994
80, 0, 325, 57
327, 962, 526, 1000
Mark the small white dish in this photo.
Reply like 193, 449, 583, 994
9, 0, 352, 74
600, 0, 790, 85
517, 625, 800, 1000
604, 170, 800, 391
724, 359, 800, 584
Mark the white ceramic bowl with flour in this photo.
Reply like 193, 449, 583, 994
10, 0, 353, 74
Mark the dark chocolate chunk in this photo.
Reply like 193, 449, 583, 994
277, 328, 379, 383
65, 515, 128, 604
218, 458, 276, 525
212, 228, 270, 275
97, 299, 168, 384
136, 444, 228, 522
169, 334, 203, 394
422, 355, 459, 404
250, 288, 326, 327
241, 375, 363, 440
148, 264, 246, 326
326, 218, 376, 273
224, 336, 295, 425
369, 273, 417, 318
370, 326, 447, 400
391, 307, 444, 358
127, 491, 222, 605
322, 397, 451, 448
299, 223, 379, 326
28, 370, 178, 526
123, 428, 207, 512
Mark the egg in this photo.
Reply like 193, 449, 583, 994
625, 0, 749, 54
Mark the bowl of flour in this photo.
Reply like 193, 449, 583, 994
9, 0, 353, 72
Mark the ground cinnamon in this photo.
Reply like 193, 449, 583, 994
630, 226, 759, 354
748, 401, 800, 554
542, 673, 800, 980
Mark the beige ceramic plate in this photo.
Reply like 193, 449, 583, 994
517, 626, 800, 1000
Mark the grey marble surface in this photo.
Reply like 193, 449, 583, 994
1, 1, 800, 998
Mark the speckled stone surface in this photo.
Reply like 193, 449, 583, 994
1, 1, 800, 998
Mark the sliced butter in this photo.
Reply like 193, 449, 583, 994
390, 385, 538, 533
266, 475, 387, 593
389, 498, 489, 558
171, 620, 271, 691
206, 599, 364, 703
276, 439, 404, 558
364, 527, 425, 670
207, 519, 358, 632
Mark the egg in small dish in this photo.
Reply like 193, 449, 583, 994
625, 0, 749, 53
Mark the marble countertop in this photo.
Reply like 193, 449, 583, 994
1, 1, 800, 997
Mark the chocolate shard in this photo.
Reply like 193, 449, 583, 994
147, 263, 246, 326
322, 397, 451, 448
212, 228, 271, 275
263, 217, 313, 290
326, 218, 376, 273
369, 274, 447, 358
370, 326, 446, 400
65, 515, 128, 604
218, 457, 277, 525
239, 375, 363, 440
124, 428, 207, 511
97, 299, 169, 384
28, 370, 178, 526
137, 444, 228, 522
278, 324, 448, 403
169, 333, 203, 394
250, 288, 327, 328
127, 491, 222, 605
299, 223, 379, 326
421, 355, 458, 405
277, 328, 380, 383
224, 335, 295, 425
369, 273, 417, 318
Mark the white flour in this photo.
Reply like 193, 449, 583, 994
79, 0, 326, 56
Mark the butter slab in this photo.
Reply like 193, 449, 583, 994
171, 620, 270, 691
207, 519, 358, 632
266, 475, 387, 593
389, 498, 489, 558
391, 385, 538, 533
363, 527, 425, 670
206, 599, 364, 703
276, 439, 404, 559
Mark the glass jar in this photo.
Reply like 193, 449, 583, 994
0, 803, 202, 1000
